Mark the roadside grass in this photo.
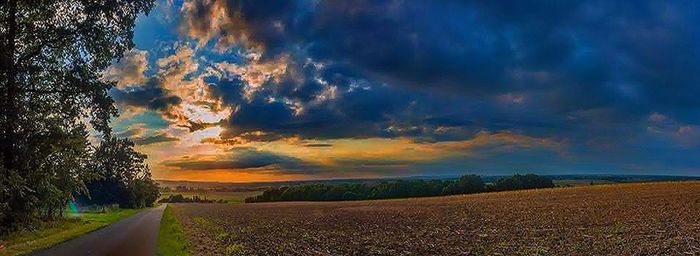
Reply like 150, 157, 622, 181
0, 208, 140, 256
160, 191, 262, 204
157, 205, 190, 256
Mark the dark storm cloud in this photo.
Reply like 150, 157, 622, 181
209, 71, 419, 141
179, 0, 700, 173
111, 78, 182, 111
191, 1, 695, 121
303, 143, 333, 148
192, 0, 700, 113
134, 134, 180, 145
178, 120, 221, 133
162, 147, 316, 174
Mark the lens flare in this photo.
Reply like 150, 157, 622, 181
67, 200, 80, 217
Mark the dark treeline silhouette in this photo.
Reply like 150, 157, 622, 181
161, 185, 208, 193
75, 138, 160, 209
158, 194, 227, 204
245, 174, 554, 203
490, 174, 556, 191
0, 0, 156, 234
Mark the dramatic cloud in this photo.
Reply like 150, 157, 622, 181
134, 133, 180, 145
156, 46, 199, 91
303, 143, 333, 148
179, 0, 258, 51
215, 57, 288, 100
114, 0, 700, 181
109, 45, 232, 134
162, 147, 314, 174
111, 80, 182, 111
177, 1, 700, 148
103, 49, 149, 89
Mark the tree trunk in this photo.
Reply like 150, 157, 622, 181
1, 0, 22, 230
3, 0, 18, 173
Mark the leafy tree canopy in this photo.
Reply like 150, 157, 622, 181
0, 0, 155, 233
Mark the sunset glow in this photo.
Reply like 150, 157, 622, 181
107, 0, 700, 182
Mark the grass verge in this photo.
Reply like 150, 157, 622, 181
157, 205, 190, 256
0, 208, 140, 256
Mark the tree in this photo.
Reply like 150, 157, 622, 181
0, 0, 154, 233
33, 121, 94, 220
453, 174, 485, 194
493, 174, 555, 191
78, 137, 159, 208
439, 176, 484, 196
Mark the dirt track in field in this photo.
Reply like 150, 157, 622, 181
172, 182, 700, 255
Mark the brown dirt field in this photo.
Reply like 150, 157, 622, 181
170, 181, 700, 255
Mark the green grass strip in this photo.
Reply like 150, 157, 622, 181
157, 205, 190, 256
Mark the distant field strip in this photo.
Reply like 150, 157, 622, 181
171, 182, 700, 255
160, 191, 262, 204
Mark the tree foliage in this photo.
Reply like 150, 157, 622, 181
77, 137, 159, 209
246, 174, 554, 203
491, 174, 555, 191
158, 194, 225, 204
0, 0, 155, 233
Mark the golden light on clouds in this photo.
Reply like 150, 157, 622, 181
215, 56, 289, 101
162, 169, 309, 183
137, 130, 563, 182
102, 49, 149, 89
181, 102, 231, 123
107, 40, 566, 182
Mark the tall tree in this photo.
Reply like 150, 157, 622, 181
79, 137, 159, 209
0, 0, 154, 233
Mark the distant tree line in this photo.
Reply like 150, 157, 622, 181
245, 174, 555, 203
158, 194, 227, 204
160, 185, 208, 193
489, 174, 556, 191
0, 0, 156, 234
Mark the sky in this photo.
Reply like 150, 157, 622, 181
107, 0, 700, 182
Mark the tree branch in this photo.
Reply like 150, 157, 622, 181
22, 88, 91, 95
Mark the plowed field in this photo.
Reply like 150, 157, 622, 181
171, 182, 700, 255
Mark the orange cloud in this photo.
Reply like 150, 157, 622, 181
179, 0, 262, 52
103, 49, 149, 89
144, 130, 565, 182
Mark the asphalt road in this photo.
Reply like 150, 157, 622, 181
31, 204, 166, 256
